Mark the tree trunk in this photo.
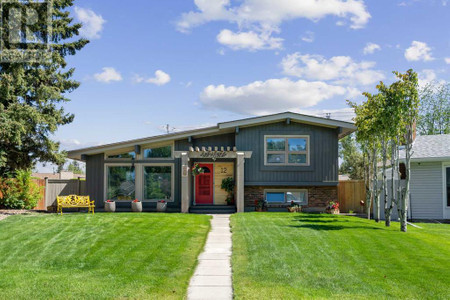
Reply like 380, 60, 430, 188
386, 140, 396, 227
364, 151, 372, 219
400, 126, 412, 232
372, 145, 380, 222
381, 137, 389, 226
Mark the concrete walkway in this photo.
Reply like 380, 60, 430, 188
187, 214, 232, 300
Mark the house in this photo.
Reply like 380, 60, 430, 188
401, 134, 450, 220
67, 112, 356, 213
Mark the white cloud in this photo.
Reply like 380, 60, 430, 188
301, 31, 315, 43
216, 29, 283, 50
177, 0, 370, 50
200, 78, 347, 115
445, 57, 450, 64
134, 70, 171, 86
280, 52, 385, 86
177, 0, 370, 32
418, 69, 446, 87
148, 70, 171, 86
93, 67, 122, 83
404, 41, 434, 61
363, 42, 381, 54
74, 7, 106, 39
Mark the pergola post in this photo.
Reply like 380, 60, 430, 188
180, 152, 190, 213
236, 152, 245, 213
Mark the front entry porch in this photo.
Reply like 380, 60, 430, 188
175, 147, 252, 213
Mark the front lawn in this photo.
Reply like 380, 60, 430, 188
0, 213, 210, 299
231, 213, 450, 299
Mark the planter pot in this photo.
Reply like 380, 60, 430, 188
131, 201, 142, 212
326, 208, 340, 214
156, 202, 167, 212
288, 206, 302, 213
104, 201, 116, 212
255, 207, 267, 212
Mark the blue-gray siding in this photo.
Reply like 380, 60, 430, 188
235, 121, 339, 185
85, 153, 104, 208
175, 133, 235, 151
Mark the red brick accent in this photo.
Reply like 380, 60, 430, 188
244, 186, 338, 208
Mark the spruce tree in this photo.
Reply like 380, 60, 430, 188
0, 0, 88, 176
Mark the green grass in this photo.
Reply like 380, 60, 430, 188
231, 213, 450, 300
0, 213, 211, 299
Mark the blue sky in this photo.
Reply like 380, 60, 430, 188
39, 0, 449, 171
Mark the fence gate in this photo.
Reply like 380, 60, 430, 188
338, 180, 366, 213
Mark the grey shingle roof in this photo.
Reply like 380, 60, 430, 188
402, 134, 450, 160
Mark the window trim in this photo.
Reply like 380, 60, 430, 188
104, 163, 136, 201
264, 135, 310, 166
141, 163, 175, 202
142, 142, 174, 160
264, 189, 308, 205
443, 163, 450, 211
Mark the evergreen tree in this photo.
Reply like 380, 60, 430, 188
0, 0, 88, 176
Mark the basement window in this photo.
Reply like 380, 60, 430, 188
264, 189, 308, 205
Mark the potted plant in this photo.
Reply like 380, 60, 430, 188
131, 199, 142, 212
157, 200, 167, 212
287, 200, 301, 213
104, 200, 115, 212
221, 177, 235, 205
326, 201, 340, 214
255, 198, 268, 212
191, 164, 204, 176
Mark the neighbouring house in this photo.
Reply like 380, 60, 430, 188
400, 134, 450, 220
67, 112, 356, 213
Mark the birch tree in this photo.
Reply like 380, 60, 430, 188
394, 70, 420, 232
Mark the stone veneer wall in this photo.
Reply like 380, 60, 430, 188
244, 186, 338, 208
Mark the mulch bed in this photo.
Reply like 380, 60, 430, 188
0, 209, 37, 221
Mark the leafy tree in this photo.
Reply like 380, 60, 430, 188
0, 0, 89, 176
339, 134, 364, 180
418, 82, 450, 135
349, 69, 420, 232
67, 161, 84, 174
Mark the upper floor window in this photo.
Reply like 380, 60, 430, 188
143, 145, 172, 159
264, 135, 309, 166
107, 151, 136, 159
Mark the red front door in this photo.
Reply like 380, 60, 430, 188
195, 164, 213, 204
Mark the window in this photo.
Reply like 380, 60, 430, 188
107, 151, 135, 159
107, 166, 135, 200
265, 135, 309, 166
143, 145, 172, 159
143, 166, 172, 201
264, 189, 308, 205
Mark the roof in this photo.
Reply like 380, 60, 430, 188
68, 111, 356, 160
400, 134, 450, 162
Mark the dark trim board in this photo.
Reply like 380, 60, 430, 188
244, 181, 339, 187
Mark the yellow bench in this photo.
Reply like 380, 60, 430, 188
57, 195, 95, 215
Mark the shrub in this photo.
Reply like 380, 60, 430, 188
221, 177, 235, 204
0, 169, 41, 209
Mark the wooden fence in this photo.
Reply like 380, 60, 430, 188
338, 180, 366, 213
33, 178, 86, 210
